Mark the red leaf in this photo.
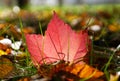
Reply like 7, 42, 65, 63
25, 12, 90, 65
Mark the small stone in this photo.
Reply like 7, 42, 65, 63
11, 41, 22, 50
90, 25, 101, 32
0, 38, 12, 45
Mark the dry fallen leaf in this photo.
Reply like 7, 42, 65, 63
0, 57, 14, 78
66, 63, 104, 79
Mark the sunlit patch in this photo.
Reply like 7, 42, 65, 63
13, 6, 20, 14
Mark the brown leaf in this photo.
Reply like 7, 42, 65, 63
0, 43, 8, 51
0, 57, 14, 78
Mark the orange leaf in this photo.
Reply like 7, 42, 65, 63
66, 63, 104, 79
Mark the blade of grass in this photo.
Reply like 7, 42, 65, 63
83, 17, 94, 30
0, 25, 10, 36
38, 22, 46, 64
19, 18, 30, 66
104, 51, 115, 81
39, 22, 43, 35
90, 37, 94, 65
19, 18, 25, 42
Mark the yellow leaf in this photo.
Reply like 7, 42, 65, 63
110, 74, 119, 81
0, 50, 7, 56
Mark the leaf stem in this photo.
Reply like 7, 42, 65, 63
104, 51, 115, 81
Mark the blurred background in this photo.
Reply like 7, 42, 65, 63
0, 0, 120, 7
